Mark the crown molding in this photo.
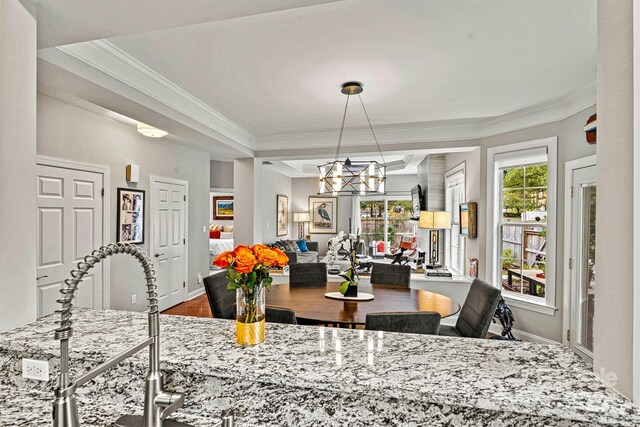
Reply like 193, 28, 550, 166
39, 39, 595, 157
256, 81, 596, 152
39, 40, 255, 152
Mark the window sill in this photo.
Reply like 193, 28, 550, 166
502, 293, 557, 316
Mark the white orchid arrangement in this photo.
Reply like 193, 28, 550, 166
327, 231, 359, 263
327, 231, 361, 295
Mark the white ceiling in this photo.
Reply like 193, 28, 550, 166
107, 0, 596, 137
34, 0, 596, 158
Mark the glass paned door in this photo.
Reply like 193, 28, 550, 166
569, 164, 596, 361
577, 184, 596, 353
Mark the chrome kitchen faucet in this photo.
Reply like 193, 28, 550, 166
52, 243, 191, 427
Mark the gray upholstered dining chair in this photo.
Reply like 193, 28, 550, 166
203, 272, 235, 320
365, 311, 441, 335
289, 262, 328, 287
370, 263, 411, 287
438, 278, 502, 339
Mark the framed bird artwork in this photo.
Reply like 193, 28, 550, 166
308, 196, 338, 234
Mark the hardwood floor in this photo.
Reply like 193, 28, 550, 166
162, 294, 212, 318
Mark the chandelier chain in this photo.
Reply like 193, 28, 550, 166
357, 93, 386, 166
335, 94, 351, 161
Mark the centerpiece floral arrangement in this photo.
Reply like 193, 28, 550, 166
328, 231, 362, 297
213, 244, 288, 345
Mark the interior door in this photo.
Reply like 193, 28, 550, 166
36, 164, 104, 317
568, 164, 596, 361
152, 179, 187, 311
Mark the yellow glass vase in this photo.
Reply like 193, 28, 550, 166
236, 286, 266, 346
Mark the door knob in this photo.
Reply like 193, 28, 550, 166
154, 253, 164, 258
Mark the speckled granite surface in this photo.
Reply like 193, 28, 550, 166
0, 309, 638, 426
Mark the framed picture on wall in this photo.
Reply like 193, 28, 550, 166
116, 188, 145, 244
213, 196, 234, 220
460, 202, 477, 238
308, 196, 338, 234
276, 194, 288, 237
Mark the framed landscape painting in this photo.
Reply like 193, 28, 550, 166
213, 196, 234, 220
308, 196, 338, 234
116, 188, 144, 244
277, 194, 288, 237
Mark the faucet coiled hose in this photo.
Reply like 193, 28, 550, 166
54, 243, 157, 386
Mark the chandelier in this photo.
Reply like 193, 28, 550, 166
318, 82, 386, 196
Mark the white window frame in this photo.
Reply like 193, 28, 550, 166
486, 137, 558, 315
445, 162, 466, 274
359, 195, 414, 252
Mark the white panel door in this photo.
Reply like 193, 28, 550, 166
152, 179, 186, 311
36, 164, 104, 317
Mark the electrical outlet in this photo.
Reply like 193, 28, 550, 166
197, 273, 202, 284
22, 358, 49, 381
131, 294, 137, 305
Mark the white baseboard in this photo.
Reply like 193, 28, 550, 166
187, 287, 205, 300
443, 315, 560, 345
488, 323, 560, 345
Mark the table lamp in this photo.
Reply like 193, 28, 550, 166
293, 212, 310, 240
418, 211, 451, 269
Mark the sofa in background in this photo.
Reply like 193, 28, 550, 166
270, 240, 319, 264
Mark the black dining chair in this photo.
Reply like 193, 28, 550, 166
231, 303, 298, 325
203, 272, 235, 320
370, 263, 411, 287
438, 278, 501, 339
365, 311, 441, 335
265, 306, 298, 325
289, 263, 327, 287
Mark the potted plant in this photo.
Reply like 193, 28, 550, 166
214, 244, 288, 346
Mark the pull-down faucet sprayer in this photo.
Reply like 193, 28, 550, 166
52, 243, 192, 427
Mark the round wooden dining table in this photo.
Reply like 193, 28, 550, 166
266, 281, 461, 326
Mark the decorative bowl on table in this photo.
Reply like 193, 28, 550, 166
328, 265, 341, 275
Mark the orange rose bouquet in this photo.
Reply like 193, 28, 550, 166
213, 244, 288, 326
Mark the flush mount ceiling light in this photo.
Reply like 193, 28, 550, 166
137, 122, 168, 138
318, 82, 386, 196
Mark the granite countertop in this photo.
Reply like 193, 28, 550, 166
1, 308, 638, 426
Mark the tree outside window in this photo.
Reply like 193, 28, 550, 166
499, 164, 548, 298
360, 199, 414, 255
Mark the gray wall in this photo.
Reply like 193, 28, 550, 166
210, 160, 233, 189
444, 105, 596, 344
37, 94, 211, 309
0, 0, 37, 331
261, 166, 293, 243
594, 0, 633, 398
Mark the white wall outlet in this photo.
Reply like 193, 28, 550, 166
203, 225, 207, 233
22, 358, 49, 381
131, 294, 137, 305
197, 273, 203, 284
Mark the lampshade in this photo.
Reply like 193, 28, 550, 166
418, 211, 451, 229
137, 122, 168, 138
293, 212, 310, 223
